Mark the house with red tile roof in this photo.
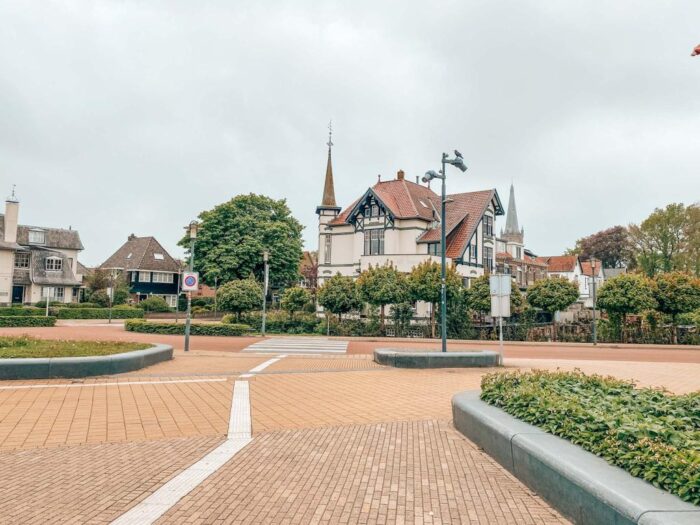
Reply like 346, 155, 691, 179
315, 138, 504, 317
535, 255, 604, 307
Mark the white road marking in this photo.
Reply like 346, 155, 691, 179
0, 378, 227, 391
239, 354, 286, 378
110, 357, 271, 525
243, 337, 348, 355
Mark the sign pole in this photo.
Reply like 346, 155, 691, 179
498, 315, 504, 366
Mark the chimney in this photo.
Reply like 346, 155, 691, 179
4, 190, 19, 244
415, 176, 419, 184
396, 169, 405, 181
128, 233, 136, 241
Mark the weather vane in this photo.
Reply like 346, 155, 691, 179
327, 120, 333, 149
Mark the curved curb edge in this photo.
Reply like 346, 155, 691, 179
374, 349, 499, 368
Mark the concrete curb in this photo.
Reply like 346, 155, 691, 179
452, 391, 699, 525
375, 349, 499, 368
0, 344, 173, 379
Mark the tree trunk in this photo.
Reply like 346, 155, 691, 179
552, 318, 557, 342
430, 303, 436, 339
672, 314, 678, 345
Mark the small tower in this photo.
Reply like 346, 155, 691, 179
316, 121, 341, 220
501, 183, 524, 245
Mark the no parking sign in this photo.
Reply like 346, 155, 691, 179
181, 271, 199, 292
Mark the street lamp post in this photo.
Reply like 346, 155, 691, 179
591, 258, 598, 346
108, 272, 115, 324
261, 251, 269, 337
184, 221, 199, 353
423, 151, 467, 353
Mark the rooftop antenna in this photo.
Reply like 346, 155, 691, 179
327, 120, 333, 150
7, 184, 18, 202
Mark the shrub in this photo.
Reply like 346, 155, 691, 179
138, 297, 172, 313
238, 310, 320, 334
125, 320, 251, 336
88, 290, 111, 307
0, 316, 57, 327
60, 302, 101, 309
217, 278, 262, 320
34, 301, 63, 308
55, 307, 144, 319
0, 307, 46, 316
481, 370, 700, 504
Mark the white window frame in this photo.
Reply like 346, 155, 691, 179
28, 229, 46, 244
324, 234, 332, 264
14, 252, 30, 269
45, 257, 63, 271
151, 272, 173, 283
139, 271, 151, 282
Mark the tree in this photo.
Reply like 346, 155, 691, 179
569, 226, 632, 269
407, 261, 462, 338
628, 203, 691, 276
526, 277, 579, 340
654, 272, 700, 343
356, 264, 407, 328
465, 275, 524, 320
280, 286, 311, 320
216, 277, 262, 321
317, 274, 361, 321
181, 194, 304, 288
596, 273, 657, 341
84, 269, 130, 305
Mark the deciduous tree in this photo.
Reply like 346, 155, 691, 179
654, 272, 700, 343
526, 277, 579, 340
182, 194, 304, 288
357, 264, 407, 328
317, 274, 360, 321
569, 226, 632, 269
407, 261, 462, 337
280, 286, 311, 320
596, 273, 657, 341
216, 277, 262, 321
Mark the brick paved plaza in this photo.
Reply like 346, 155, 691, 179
1, 325, 699, 524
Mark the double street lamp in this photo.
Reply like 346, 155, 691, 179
261, 251, 269, 337
184, 220, 199, 353
423, 151, 467, 353
591, 258, 598, 346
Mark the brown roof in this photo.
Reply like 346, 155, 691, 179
540, 255, 579, 273
100, 235, 180, 272
300, 250, 317, 272
329, 178, 501, 260
580, 259, 602, 277
0, 215, 83, 250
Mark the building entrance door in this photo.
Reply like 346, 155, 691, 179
11, 286, 24, 304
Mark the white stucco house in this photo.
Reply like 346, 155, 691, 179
536, 255, 604, 308
0, 190, 84, 305
315, 140, 504, 316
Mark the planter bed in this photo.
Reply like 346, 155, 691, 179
374, 348, 499, 368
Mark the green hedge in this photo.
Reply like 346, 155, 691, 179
480, 370, 700, 504
55, 308, 144, 319
0, 316, 57, 327
0, 307, 46, 316
125, 320, 250, 336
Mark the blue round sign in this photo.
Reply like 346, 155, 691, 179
184, 275, 197, 287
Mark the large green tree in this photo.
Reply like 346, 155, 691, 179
407, 261, 462, 338
569, 226, 632, 269
317, 274, 361, 320
654, 272, 700, 343
280, 286, 311, 320
526, 277, 579, 340
216, 277, 262, 320
628, 203, 694, 276
356, 264, 407, 328
182, 194, 304, 287
596, 273, 657, 341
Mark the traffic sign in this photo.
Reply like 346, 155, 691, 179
182, 271, 199, 292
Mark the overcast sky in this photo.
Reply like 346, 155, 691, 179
1, 1, 699, 266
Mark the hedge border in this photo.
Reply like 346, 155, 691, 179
125, 320, 251, 336
0, 344, 173, 379
0, 316, 57, 327
452, 391, 699, 525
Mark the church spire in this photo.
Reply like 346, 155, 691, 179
504, 183, 520, 234
317, 121, 340, 214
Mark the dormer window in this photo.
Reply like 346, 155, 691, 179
126, 253, 133, 259
28, 229, 46, 245
154, 253, 164, 260
45, 256, 63, 271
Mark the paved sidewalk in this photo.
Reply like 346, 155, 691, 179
1, 337, 697, 523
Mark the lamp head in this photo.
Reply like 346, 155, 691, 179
187, 220, 199, 239
453, 157, 468, 172
422, 170, 439, 183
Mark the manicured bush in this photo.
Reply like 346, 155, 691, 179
125, 320, 251, 336
481, 370, 700, 504
138, 296, 172, 313
34, 301, 63, 308
61, 302, 100, 309
239, 310, 320, 334
55, 308, 144, 319
0, 316, 57, 327
0, 307, 46, 316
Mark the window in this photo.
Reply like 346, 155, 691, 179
483, 246, 493, 271
72, 287, 79, 298
45, 257, 63, 271
67, 258, 73, 270
152, 272, 173, 283
483, 216, 493, 237
324, 234, 332, 264
14, 252, 30, 269
42, 286, 64, 300
55, 287, 64, 300
154, 253, 164, 260
139, 271, 151, 282
515, 247, 522, 259
28, 230, 45, 244
427, 243, 440, 256
126, 253, 133, 259
365, 202, 384, 219
364, 229, 385, 255
131, 272, 138, 283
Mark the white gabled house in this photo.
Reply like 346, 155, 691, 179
315, 140, 504, 316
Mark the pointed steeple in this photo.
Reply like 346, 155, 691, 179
317, 121, 341, 215
504, 183, 519, 234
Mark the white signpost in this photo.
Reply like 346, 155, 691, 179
490, 274, 512, 365
181, 271, 199, 292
